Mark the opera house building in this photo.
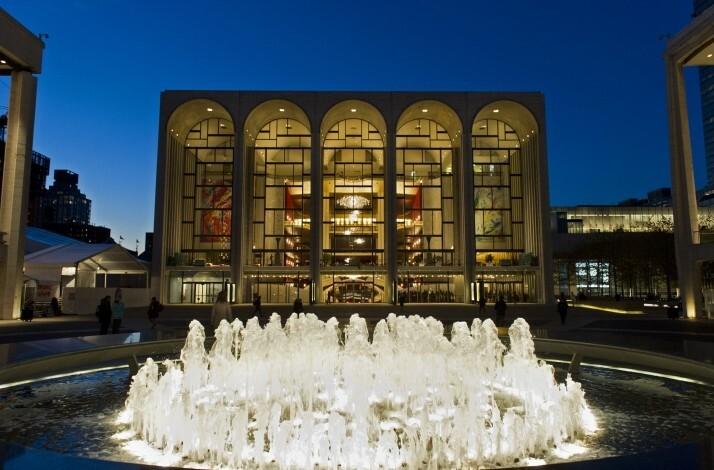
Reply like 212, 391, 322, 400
152, 91, 553, 306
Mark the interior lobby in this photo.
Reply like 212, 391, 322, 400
153, 91, 553, 306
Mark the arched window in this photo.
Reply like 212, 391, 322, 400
181, 117, 234, 266
472, 119, 524, 262
251, 118, 311, 268
396, 118, 455, 267
322, 118, 385, 268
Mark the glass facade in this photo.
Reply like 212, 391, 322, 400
322, 118, 384, 268
321, 118, 386, 303
396, 119, 455, 267
251, 118, 311, 268
245, 117, 312, 304
158, 93, 550, 306
181, 118, 234, 266
472, 119, 524, 259
168, 270, 231, 304
472, 119, 531, 302
395, 118, 461, 302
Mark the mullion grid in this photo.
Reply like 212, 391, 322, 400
182, 118, 234, 264
323, 119, 384, 267
252, 118, 311, 267
397, 119, 454, 267
473, 119, 521, 259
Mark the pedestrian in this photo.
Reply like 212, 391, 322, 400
478, 296, 486, 315
147, 296, 163, 329
293, 297, 303, 314
667, 298, 681, 320
253, 293, 265, 325
211, 290, 232, 330
111, 294, 125, 334
50, 296, 61, 316
494, 294, 507, 327
20, 299, 34, 322
96, 295, 112, 334
557, 292, 569, 324
398, 291, 406, 312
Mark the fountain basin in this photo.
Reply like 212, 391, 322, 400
0, 314, 712, 469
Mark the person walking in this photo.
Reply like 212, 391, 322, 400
96, 295, 112, 334
147, 296, 163, 329
253, 294, 266, 326
111, 294, 125, 334
557, 292, 569, 325
398, 291, 406, 312
50, 297, 61, 316
494, 294, 507, 327
478, 296, 486, 315
211, 291, 232, 330
20, 299, 34, 322
293, 297, 303, 314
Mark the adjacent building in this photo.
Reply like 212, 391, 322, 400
153, 91, 553, 306
43, 170, 90, 225
41, 169, 111, 243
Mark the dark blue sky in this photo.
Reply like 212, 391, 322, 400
0, 1, 703, 251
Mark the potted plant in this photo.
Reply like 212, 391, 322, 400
485, 253, 494, 266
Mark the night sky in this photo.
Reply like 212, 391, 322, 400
0, 0, 703, 252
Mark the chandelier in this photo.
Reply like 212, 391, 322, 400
337, 194, 370, 209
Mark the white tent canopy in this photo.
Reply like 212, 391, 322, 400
25, 243, 148, 285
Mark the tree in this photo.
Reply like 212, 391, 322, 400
641, 219, 677, 299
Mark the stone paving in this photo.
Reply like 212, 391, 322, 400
0, 302, 712, 365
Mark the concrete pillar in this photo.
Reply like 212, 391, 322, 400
309, 125, 321, 303
0, 70, 37, 319
461, 116, 476, 303
663, 6, 714, 319
384, 127, 397, 305
667, 58, 700, 319
232, 125, 244, 303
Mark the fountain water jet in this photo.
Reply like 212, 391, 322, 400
120, 313, 596, 469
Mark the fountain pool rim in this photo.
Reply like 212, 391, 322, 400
2, 335, 713, 388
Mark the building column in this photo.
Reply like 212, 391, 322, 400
309, 126, 321, 303
461, 117, 476, 304
667, 58, 701, 318
232, 126, 245, 303
0, 71, 37, 319
384, 128, 397, 304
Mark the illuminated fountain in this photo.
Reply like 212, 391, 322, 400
119, 313, 596, 469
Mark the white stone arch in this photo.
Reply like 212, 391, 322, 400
166, 99, 234, 143
161, 99, 235, 271
472, 100, 539, 143
471, 99, 549, 304
242, 100, 313, 276
397, 99, 463, 143
394, 100, 461, 280
243, 99, 311, 147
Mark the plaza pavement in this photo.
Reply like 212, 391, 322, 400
0, 301, 712, 364
0, 304, 712, 469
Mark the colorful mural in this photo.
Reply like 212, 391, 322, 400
475, 188, 504, 238
200, 185, 232, 242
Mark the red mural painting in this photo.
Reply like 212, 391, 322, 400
201, 185, 232, 242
